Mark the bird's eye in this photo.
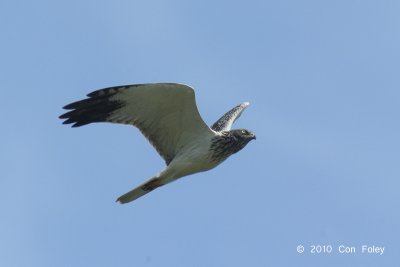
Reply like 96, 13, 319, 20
241, 130, 246, 134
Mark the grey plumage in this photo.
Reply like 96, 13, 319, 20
60, 83, 255, 204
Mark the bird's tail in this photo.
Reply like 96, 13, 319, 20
116, 177, 165, 204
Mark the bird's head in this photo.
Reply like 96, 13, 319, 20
210, 128, 256, 162
229, 128, 256, 153
231, 129, 256, 140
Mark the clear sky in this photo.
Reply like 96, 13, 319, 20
1, 0, 399, 266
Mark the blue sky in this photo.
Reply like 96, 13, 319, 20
1, 0, 399, 266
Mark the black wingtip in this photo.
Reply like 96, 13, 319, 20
63, 102, 77, 110
59, 89, 125, 128
59, 113, 68, 119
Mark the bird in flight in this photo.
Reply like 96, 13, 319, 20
60, 83, 256, 204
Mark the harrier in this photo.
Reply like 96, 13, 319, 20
60, 83, 255, 204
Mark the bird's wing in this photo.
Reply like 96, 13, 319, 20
211, 102, 249, 132
60, 83, 215, 165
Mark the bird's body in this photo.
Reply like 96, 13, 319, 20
60, 83, 255, 204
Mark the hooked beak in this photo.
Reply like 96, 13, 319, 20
251, 134, 256, 140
